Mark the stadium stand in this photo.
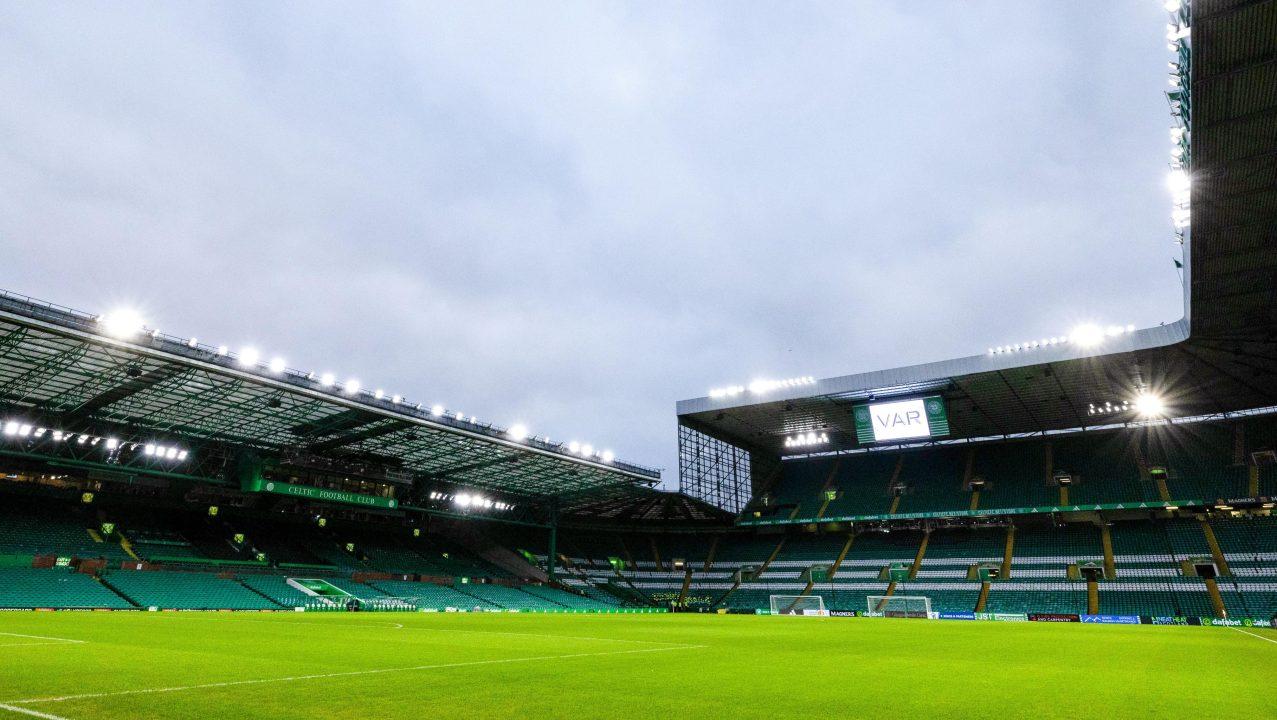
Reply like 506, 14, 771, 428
0, 568, 134, 609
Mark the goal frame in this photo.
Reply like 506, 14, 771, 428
866, 595, 932, 618
769, 594, 829, 616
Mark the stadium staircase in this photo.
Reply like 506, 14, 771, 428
703, 536, 719, 570
975, 582, 990, 612
908, 532, 929, 580
1101, 525, 1117, 579
1001, 526, 1015, 579
1200, 520, 1232, 577
828, 534, 855, 578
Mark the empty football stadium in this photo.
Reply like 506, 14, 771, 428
2, 1, 1276, 719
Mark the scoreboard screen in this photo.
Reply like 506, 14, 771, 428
853, 395, 950, 443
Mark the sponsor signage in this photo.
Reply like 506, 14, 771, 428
242, 477, 398, 510
1148, 616, 1190, 626
853, 396, 950, 443
1081, 614, 1141, 625
938, 611, 977, 621
1028, 613, 1080, 623
976, 612, 1028, 622
1198, 617, 1272, 627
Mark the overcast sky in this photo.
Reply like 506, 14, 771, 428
1, 2, 1184, 487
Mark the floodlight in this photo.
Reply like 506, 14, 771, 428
373, 389, 384, 400
320, 373, 336, 388
431, 404, 445, 417
2, 421, 17, 436
568, 441, 581, 454
581, 444, 594, 457
99, 309, 146, 339
1070, 324, 1104, 347
601, 450, 615, 463
105, 438, 119, 450
455, 494, 472, 508
268, 357, 286, 373
18, 424, 31, 437
217, 346, 228, 356
187, 337, 198, 348
238, 347, 260, 368
144, 444, 156, 456
1134, 392, 1166, 418
507, 424, 529, 441
343, 379, 360, 395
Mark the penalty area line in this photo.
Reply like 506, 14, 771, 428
7, 644, 707, 706
0, 703, 74, 720
1232, 627, 1277, 645
0, 633, 85, 645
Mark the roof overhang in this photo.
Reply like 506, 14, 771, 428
677, 0, 1277, 457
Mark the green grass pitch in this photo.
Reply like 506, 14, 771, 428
0, 612, 1273, 719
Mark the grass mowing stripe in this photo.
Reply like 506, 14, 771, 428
0, 703, 73, 720
8, 644, 707, 706
151, 613, 676, 645
1232, 627, 1277, 645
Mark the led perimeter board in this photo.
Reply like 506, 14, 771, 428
852, 395, 950, 444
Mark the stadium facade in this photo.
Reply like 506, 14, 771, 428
1, 0, 1276, 624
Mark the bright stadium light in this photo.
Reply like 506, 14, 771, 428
373, 389, 385, 400
217, 345, 228, 356
1070, 324, 1105, 348
581, 443, 594, 457
238, 347, 260, 368
507, 424, 529, 441
601, 449, 615, 463
268, 357, 286, 374
431, 404, 445, 417
319, 373, 336, 388
1134, 391, 1166, 418
343, 379, 361, 395
99, 309, 147, 339
3, 421, 17, 437
105, 438, 119, 450
567, 441, 581, 454
187, 337, 198, 348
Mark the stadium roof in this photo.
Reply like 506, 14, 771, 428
0, 290, 660, 506
677, 0, 1277, 458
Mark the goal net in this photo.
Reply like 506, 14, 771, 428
769, 594, 828, 616
866, 595, 931, 618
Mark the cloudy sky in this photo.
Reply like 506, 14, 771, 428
1, 2, 1183, 486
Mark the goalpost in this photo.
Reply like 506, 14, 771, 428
866, 595, 932, 618
769, 594, 828, 616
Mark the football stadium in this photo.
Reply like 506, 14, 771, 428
1, 1, 1276, 719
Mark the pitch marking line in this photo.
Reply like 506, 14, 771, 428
0, 703, 73, 720
0, 632, 85, 644
5, 644, 706, 707
0, 633, 85, 649
1232, 627, 1277, 645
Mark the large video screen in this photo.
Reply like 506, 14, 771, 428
853, 395, 950, 443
